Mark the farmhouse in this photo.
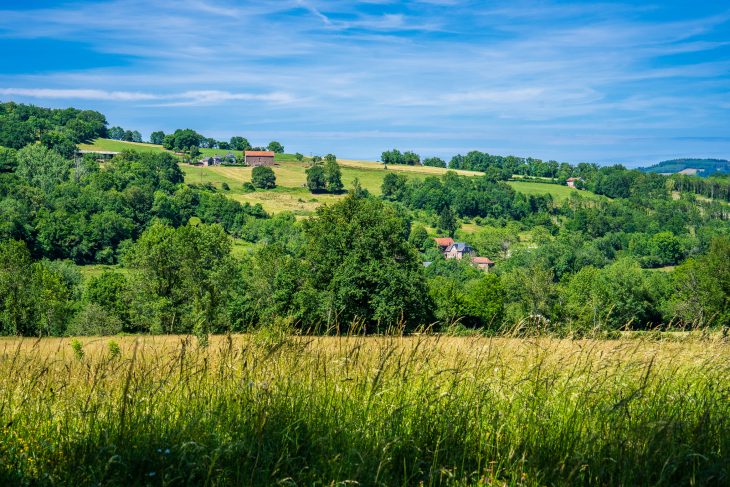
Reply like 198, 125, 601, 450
444, 242, 474, 260
566, 177, 583, 189
433, 237, 454, 252
471, 256, 495, 272
245, 150, 275, 166
198, 155, 223, 166
77, 150, 119, 162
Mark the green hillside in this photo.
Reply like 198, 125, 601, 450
80, 139, 599, 214
640, 158, 730, 177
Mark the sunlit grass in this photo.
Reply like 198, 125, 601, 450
507, 180, 604, 202
0, 334, 727, 485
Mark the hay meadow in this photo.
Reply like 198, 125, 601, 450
1, 333, 728, 486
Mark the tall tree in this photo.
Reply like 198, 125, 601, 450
251, 166, 276, 189
438, 205, 458, 237
150, 131, 165, 145
324, 157, 343, 193
306, 164, 326, 193
126, 223, 236, 334
229, 136, 251, 151
267, 141, 285, 153
303, 195, 432, 330
15, 144, 70, 193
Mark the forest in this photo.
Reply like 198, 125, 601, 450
1, 103, 729, 338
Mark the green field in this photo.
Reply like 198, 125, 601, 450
507, 180, 604, 202
0, 334, 727, 485
79, 138, 165, 154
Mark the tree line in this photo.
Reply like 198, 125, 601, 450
382, 147, 730, 204
108, 126, 286, 155
0, 102, 107, 158
2, 190, 728, 337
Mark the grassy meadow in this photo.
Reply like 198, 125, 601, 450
0, 333, 727, 486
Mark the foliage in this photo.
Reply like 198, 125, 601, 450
229, 136, 251, 151
162, 128, 204, 151
305, 163, 326, 193
251, 166, 276, 189
15, 144, 70, 193
381, 149, 421, 165
423, 156, 446, 168
125, 223, 238, 334
302, 195, 432, 330
438, 206, 458, 237
150, 130, 165, 145
668, 237, 730, 328
0, 102, 107, 150
324, 157, 344, 193
267, 141, 284, 153
66, 303, 123, 336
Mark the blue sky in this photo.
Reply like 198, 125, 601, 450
0, 0, 728, 165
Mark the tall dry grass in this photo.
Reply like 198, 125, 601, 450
0, 334, 728, 485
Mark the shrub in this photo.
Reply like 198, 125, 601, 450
107, 340, 121, 358
221, 182, 230, 191
251, 166, 276, 189
66, 303, 123, 336
70, 339, 84, 360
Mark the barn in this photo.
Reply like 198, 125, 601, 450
245, 150, 275, 166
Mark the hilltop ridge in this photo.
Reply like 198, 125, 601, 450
640, 158, 730, 177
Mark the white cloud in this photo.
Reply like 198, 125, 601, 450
441, 88, 544, 103
0, 88, 297, 106
0, 88, 158, 101
163, 90, 297, 106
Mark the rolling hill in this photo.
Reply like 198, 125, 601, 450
81, 138, 602, 214
640, 158, 730, 177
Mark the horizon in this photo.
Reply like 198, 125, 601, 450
1, 0, 729, 166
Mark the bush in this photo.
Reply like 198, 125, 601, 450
242, 182, 256, 192
66, 303, 123, 336
221, 182, 230, 191
251, 166, 276, 189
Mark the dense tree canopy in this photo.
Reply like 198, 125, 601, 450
302, 195, 432, 330
251, 166, 276, 189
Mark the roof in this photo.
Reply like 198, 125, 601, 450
471, 256, 495, 265
245, 151, 275, 157
566, 177, 583, 181
446, 242, 473, 252
433, 237, 454, 247
78, 150, 120, 155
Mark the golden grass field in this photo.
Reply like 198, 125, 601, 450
1, 333, 728, 485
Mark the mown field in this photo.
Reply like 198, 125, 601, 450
80, 139, 599, 214
0, 334, 727, 485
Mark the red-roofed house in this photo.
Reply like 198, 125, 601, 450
245, 150, 275, 167
566, 177, 582, 189
433, 237, 454, 252
471, 256, 495, 272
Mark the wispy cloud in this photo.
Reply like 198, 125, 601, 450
0, 88, 158, 101
0, 0, 728, 163
0, 87, 297, 106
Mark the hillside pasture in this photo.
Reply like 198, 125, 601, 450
0, 334, 727, 486
78, 138, 165, 154
82, 139, 605, 212
507, 180, 604, 202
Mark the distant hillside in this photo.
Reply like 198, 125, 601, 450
640, 159, 730, 177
